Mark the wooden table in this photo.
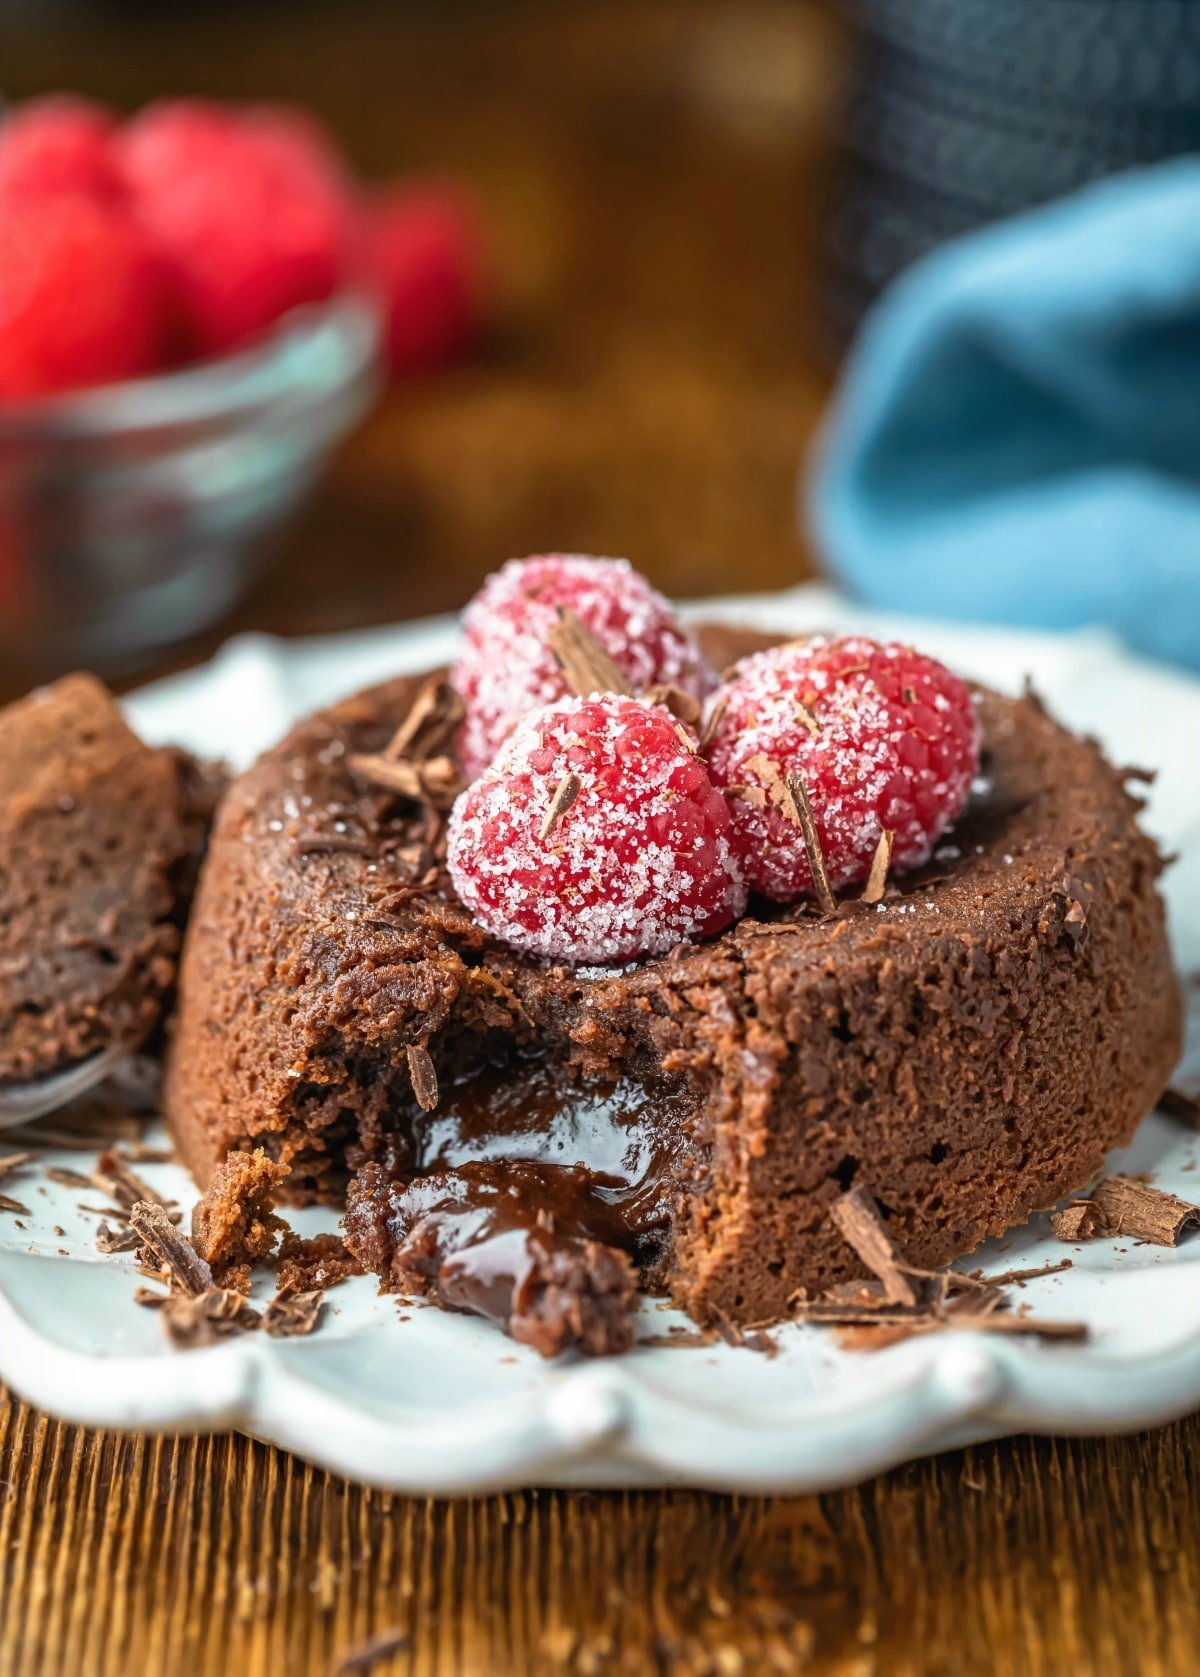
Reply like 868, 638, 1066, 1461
1, 5, 1196, 1672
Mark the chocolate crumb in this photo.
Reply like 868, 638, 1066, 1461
546, 609, 633, 699
860, 829, 894, 906
1051, 1201, 1102, 1242
406, 1043, 440, 1113
191, 1148, 288, 1283
276, 1232, 361, 1296
784, 773, 838, 917
539, 771, 582, 842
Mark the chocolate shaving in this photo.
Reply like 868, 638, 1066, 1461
984, 1258, 1073, 1287
860, 829, 894, 906
406, 1043, 440, 1112
829, 1188, 922, 1307
117, 1143, 175, 1165
44, 1165, 94, 1190
382, 675, 464, 764
128, 1200, 213, 1296
539, 771, 582, 842
295, 832, 378, 858
546, 609, 633, 698
1160, 1088, 1200, 1129
347, 752, 461, 811
697, 697, 726, 757
709, 1306, 778, 1355
1085, 1176, 1198, 1246
0, 1153, 32, 1183
0, 1193, 30, 1215
334, 1628, 412, 1675
263, 1289, 324, 1338
159, 1287, 261, 1350
637, 1329, 715, 1350
835, 1311, 1087, 1352
644, 684, 702, 728
94, 1150, 173, 1215
96, 1221, 141, 1255
784, 773, 838, 917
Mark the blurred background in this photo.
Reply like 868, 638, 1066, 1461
2, 0, 1198, 703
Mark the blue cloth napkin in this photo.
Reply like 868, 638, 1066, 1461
809, 159, 1200, 671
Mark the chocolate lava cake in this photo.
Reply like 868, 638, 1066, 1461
0, 673, 221, 1087
165, 625, 1181, 1347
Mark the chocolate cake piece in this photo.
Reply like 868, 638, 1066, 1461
165, 628, 1181, 1334
0, 673, 222, 1087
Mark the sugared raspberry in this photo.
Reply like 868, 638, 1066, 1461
115, 100, 357, 358
705, 636, 980, 903
453, 555, 712, 778
447, 694, 745, 964
364, 181, 488, 377
0, 97, 122, 202
0, 193, 165, 399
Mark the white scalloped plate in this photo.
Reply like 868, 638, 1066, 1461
1, 587, 1198, 1495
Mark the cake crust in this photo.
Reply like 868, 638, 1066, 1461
165, 627, 1182, 1327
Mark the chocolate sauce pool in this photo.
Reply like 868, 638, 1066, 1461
343, 1063, 696, 1355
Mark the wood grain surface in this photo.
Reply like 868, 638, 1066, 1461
2, 1393, 1198, 1676
0, 5, 1193, 1673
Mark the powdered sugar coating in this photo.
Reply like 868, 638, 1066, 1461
452, 554, 712, 778
447, 694, 746, 964
705, 636, 981, 903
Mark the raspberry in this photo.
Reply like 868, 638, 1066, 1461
447, 694, 746, 964
0, 97, 122, 202
453, 555, 712, 778
115, 100, 356, 358
364, 181, 488, 377
0, 193, 165, 399
705, 636, 981, 903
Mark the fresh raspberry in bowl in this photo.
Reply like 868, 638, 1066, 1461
447, 693, 746, 964
0, 191, 165, 399
704, 635, 981, 903
115, 99, 358, 358
452, 554, 712, 778
0, 96, 122, 203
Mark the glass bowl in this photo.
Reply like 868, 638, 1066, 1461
0, 293, 381, 669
